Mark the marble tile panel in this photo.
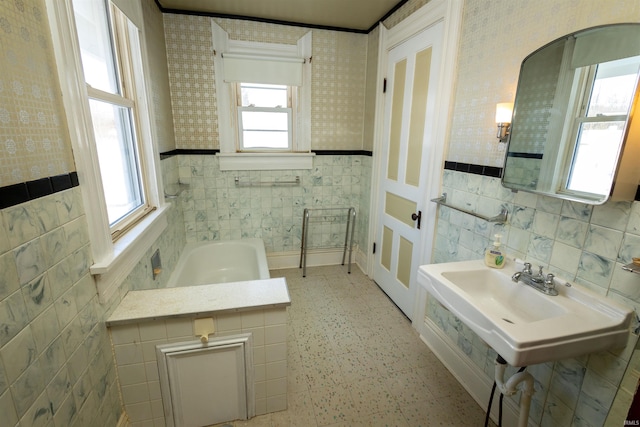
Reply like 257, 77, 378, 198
556, 217, 589, 248
0, 224, 9, 258
31, 198, 61, 233
29, 305, 60, 353
587, 351, 627, 388
1, 326, 37, 384
54, 287, 78, 329
527, 235, 553, 263
52, 393, 77, 427
63, 217, 89, 255
608, 265, 640, 301
40, 225, 66, 268
13, 238, 45, 286
536, 195, 564, 215
19, 391, 53, 427
47, 257, 72, 299
532, 211, 560, 239
549, 242, 582, 277
561, 200, 593, 222
584, 225, 624, 261
591, 201, 632, 232
22, 274, 54, 321
55, 189, 83, 224
0, 390, 19, 427
577, 252, 614, 289
541, 393, 575, 427
627, 202, 640, 236
0, 290, 30, 347
574, 391, 609, 427
3, 205, 43, 249
38, 336, 66, 385
513, 190, 538, 208
11, 359, 45, 417
0, 250, 20, 300
618, 233, 640, 264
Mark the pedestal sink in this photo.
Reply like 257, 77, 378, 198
417, 259, 633, 366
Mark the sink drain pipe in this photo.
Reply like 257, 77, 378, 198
484, 355, 534, 427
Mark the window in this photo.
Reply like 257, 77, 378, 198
562, 55, 640, 196
237, 83, 293, 151
72, 0, 151, 236
46, 0, 168, 302
212, 22, 314, 170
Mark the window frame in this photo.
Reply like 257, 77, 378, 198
46, 0, 168, 303
236, 83, 294, 152
558, 60, 638, 199
212, 22, 314, 171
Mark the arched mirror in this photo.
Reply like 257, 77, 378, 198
502, 24, 640, 204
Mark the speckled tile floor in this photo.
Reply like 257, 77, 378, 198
214, 265, 494, 426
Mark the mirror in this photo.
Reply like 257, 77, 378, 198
502, 24, 640, 204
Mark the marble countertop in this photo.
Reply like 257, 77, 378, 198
106, 278, 291, 326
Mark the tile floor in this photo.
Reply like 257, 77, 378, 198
217, 265, 494, 426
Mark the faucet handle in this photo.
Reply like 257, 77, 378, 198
545, 273, 555, 288
538, 265, 544, 276
523, 262, 532, 274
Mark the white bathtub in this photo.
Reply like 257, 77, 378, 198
168, 238, 270, 287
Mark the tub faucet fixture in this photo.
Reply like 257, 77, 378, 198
512, 262, 558, 296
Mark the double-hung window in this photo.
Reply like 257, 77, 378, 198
72, 0, 150, 236
237, 83, 293, 151
46, 0, 167, 302
212, 22, 314, 170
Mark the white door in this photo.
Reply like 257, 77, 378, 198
373, 23, 443, 320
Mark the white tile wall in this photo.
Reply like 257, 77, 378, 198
109, 307, 288, 425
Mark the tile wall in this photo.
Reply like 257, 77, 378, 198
428, 169, 640, 425
108, 307, 289, 425
0, 188, 122, 426
176, 154, 371, 256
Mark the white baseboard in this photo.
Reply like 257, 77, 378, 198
418, 318, 527, 427
267, 247, 365, 272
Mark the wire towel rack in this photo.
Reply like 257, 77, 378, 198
299, 207, 356, 277
431, 193, 508, 223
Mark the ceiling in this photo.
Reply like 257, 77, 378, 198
156, 0, 406, 33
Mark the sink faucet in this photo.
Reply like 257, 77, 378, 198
512, 262, 558, 296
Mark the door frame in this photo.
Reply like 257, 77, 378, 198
367, 0, 463, 322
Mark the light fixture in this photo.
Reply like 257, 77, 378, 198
495, 102, 514, 142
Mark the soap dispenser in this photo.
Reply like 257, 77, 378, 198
485, 234, 505, 269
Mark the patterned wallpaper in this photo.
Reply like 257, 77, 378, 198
0, 0, 75, 188
163, 14, 368, 151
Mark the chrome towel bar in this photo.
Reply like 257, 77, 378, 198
234, 176, 300, 187
431, 193, 508, 223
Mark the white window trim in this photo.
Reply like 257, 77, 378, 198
212, 21, 313, 170
46, 0, 168, 303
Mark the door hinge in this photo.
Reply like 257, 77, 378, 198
383, 78, 387, 93
373, 242, 376, 254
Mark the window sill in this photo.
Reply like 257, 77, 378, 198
218, 152, 315, 171
91, 204, 170, 303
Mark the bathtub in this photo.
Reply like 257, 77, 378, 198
168, 238, 270, 287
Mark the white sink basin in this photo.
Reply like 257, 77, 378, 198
418, 259, 633, 366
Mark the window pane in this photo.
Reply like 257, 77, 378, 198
89, 99, 144, 225
72, 0, 119, 94
241, 111, 288, 131
587, 56, 640, 117
242, 131, 290, 149
240, 84, 288, 107
567, 121, 625, 195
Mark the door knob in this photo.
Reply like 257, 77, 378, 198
411, 211, 422, 229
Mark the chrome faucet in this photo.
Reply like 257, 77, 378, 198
512, 262, 558, 296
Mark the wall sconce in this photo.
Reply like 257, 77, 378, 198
495, 102, 513, 142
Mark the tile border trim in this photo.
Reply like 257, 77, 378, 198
0, 172, 79, 209
159, 149, 373, 159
